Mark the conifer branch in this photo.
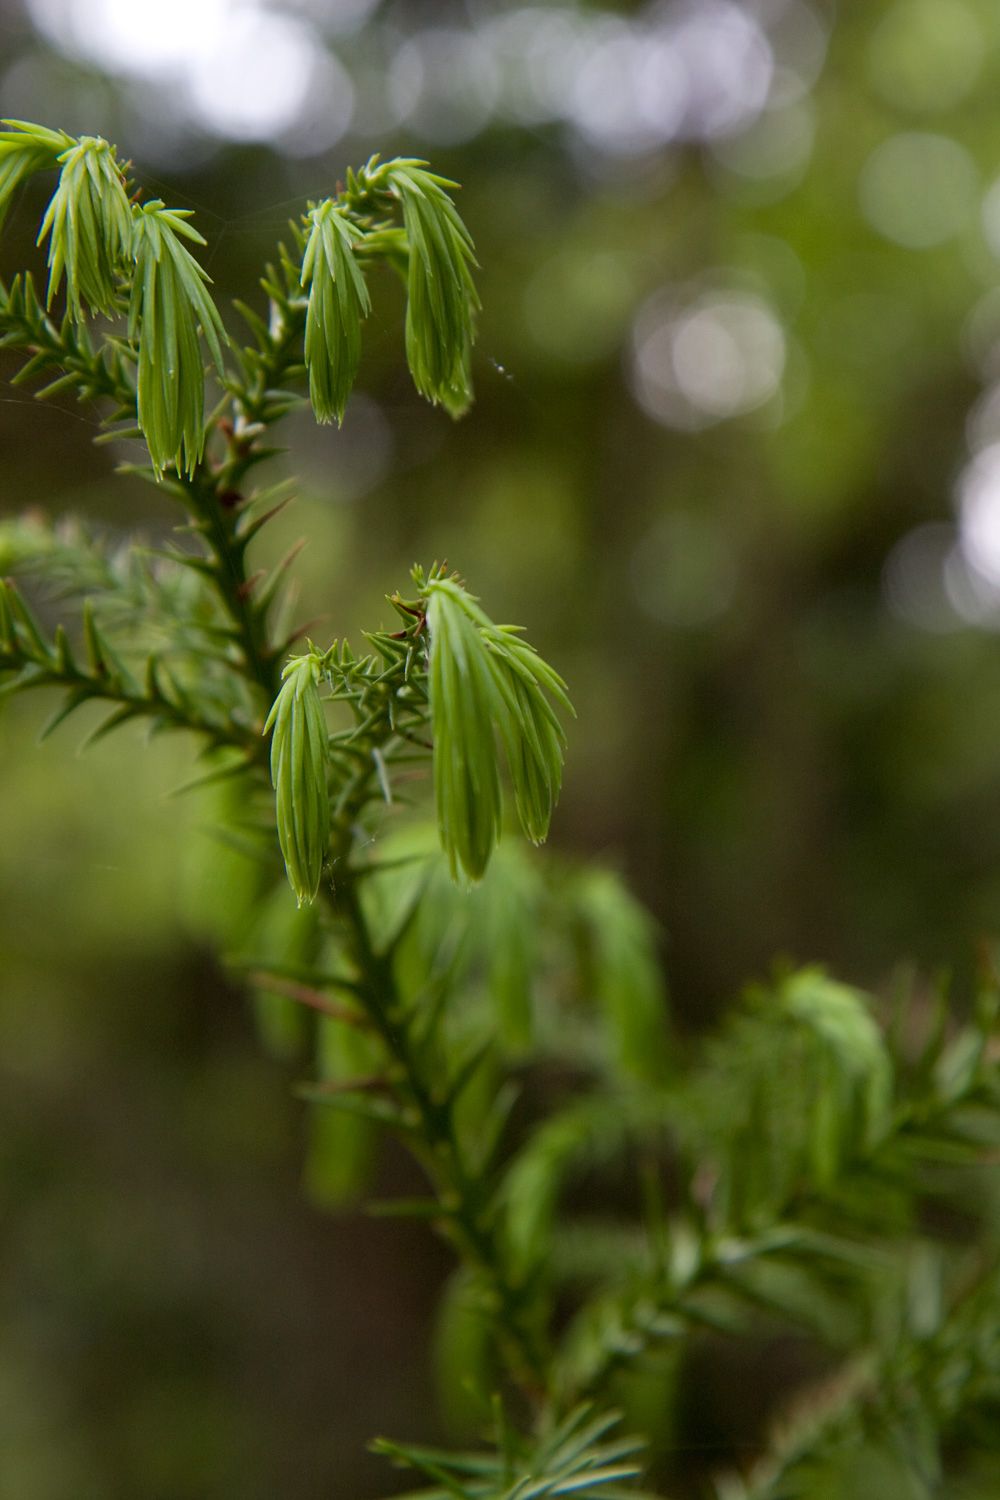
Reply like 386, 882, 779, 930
0, 576, 262, 758
329, 870, 553, 1401
0, 271, 137, 417
12, 111, 1000, 1500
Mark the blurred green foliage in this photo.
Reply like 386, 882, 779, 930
8, 0, 1000, 1493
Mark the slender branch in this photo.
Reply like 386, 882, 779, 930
0, 139, 563, 1443
0, 639, 261, 756
329, 870, 552, 1401
172, 463, 280, 704
160, 271, 311, 708
0, 281, 285, 707
557, 1041, 1000, 1406
0, 273, 136, 416
243, 971, 372, 1027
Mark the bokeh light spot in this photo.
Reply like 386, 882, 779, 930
28, 0, 228, 77
958, 442, 1000, 587
883, 523, 964, 632
669, 0, 773, 138
966, 383, 1000, 453
484, 7, 588, 127
632, 289, 786, 430
980, 176, 1000, 262
284, 394, 394, 504
709, 97, 816, 187
962, 287, 1000, 381
388, 29, 499, 146
25, 0, 328, 145
22, 0, 824, 159
185, 8, 321, 142
271, 46, 355, 158
859, 132, 978, 249
943, 543, 1000, 627
567, 22, 687, 156
867, 0, 984, 114
483, 0, 778, 157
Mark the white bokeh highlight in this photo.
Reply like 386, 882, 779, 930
389, 29, 500, 147
883, 523, 965, 633
28, 0, 227, 77
887, 422, 1000, 635
21, 0, 829, 161
186, 8, 322, 142
859, 132, 978, 249
958, 444, 1000, 588
24, 0, 350, 149
481, 0, 786, 156
566, 22, 689, 156
632, 289, 786, 429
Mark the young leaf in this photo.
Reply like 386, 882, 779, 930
263, 654, 331, 907
388, 162, 479, 416
37, 135, 132, 321
300, 199, 371, 424
424, 579, 505, 883
422, 576, 571, 884
0, 120, 70, 231
483, 626, 570, 849
129, 201, 228, 476
374, 1403, 646, 1500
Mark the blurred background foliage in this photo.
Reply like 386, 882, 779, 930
4, 0, 1000, 1492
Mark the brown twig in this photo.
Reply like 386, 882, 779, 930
245, 971, 372, 1027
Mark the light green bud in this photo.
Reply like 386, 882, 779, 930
263, 655, 331, 907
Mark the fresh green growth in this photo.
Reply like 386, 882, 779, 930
4, 117, 1000, 1500
129, 202, 229, 475
423, 572, 570, 882
389, 161, 480, 415
0, 127, 480, 473
38, 134, 132, 321
264, 655, 331, 907
375, 1404, 647, 1500
0, 119, 68, 229
300, 199, 371, 424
